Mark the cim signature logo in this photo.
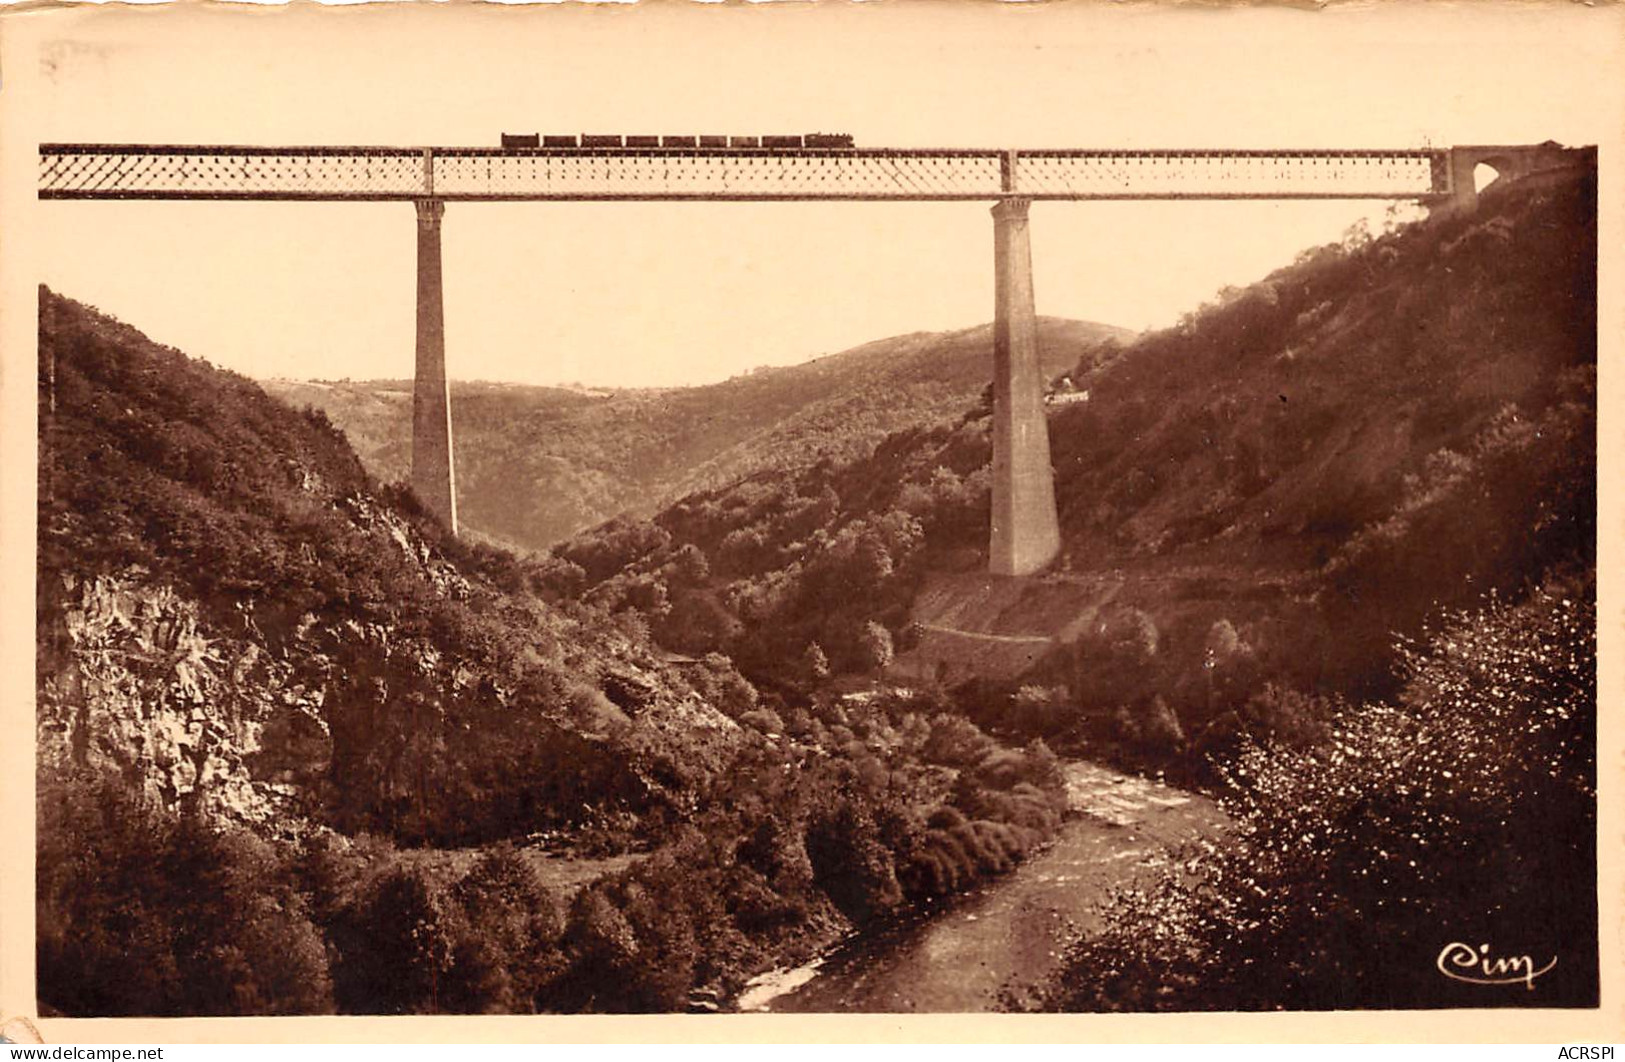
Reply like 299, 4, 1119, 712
1436, 941, 1556, 989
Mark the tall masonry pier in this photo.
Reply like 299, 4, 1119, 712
412, 194, 457, 533
988, 196, 1062, 577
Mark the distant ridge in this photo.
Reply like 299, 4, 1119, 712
262, 316, 1132, 551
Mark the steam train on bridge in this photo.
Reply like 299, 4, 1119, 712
499, 132, 857, 150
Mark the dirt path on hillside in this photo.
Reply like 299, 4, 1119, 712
915, 623, 1055, 646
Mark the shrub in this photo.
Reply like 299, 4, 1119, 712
328, 863, 459, 1014
859, 620, 896, 671
558, 890, 641, 1011
738, 707, 786, 734
692, 654, 760, 718
1108, 697, 1173, 750
441, 846, 567, 1014
1139, 695, 1186, 750
920, 714, 998, 769
804, 800, 904, 926
1007, 684, 1075, 736
1241, 683, 1336, 747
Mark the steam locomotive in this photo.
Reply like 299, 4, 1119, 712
498, 132, 856, 150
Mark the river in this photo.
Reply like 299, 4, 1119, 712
735, 761, 1225, 1013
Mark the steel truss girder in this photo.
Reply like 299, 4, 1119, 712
39, 144, 1449, 201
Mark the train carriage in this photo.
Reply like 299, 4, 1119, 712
500, 131, 856, 150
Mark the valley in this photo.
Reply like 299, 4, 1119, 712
263, 318, 1131, 551
34, 160, 1599, 1016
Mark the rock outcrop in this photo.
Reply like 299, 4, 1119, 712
38, 569, 330, 829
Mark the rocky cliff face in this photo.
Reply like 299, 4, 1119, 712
33, 487, 481, 829
38, 569, 329, 829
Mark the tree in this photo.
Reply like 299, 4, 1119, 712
859, 621, 895, 671
330, 865, 458, 1014
803, 642, 831, 683
441, 846, 566, 1013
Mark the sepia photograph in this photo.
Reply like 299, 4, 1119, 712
0, 0, 1618, 1038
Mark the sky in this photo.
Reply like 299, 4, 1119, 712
18, 3, 1623, 388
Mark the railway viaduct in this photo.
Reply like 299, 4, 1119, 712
39, 139, 1582, 576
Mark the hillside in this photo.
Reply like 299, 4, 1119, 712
264, 318, 1130, 550
560, 161, 1596, 768
36, 288, 1074, 1015
36, 286, 742, 847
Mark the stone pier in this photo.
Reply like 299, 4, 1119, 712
412, 196, 458, 533
988, 197, 1061, 577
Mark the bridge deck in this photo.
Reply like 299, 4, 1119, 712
40, 144, 1449, 201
